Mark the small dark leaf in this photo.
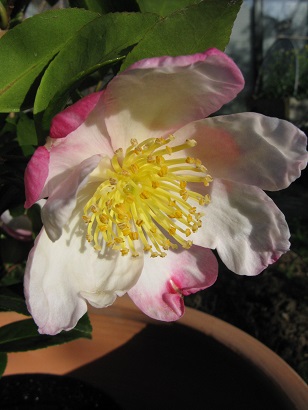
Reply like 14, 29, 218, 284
0, 314, 92, 353
0, 287, 29, 316
16, 113, 37, 146
0, 352, 7, 378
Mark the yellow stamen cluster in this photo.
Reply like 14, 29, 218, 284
83, 135, 212, 257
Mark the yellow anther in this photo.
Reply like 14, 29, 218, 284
136, 219, 144, 226
152, 181, 160, 188
204, 176, 213, 186
147, 155, 155, 163
99, 225, 108, 232
106, 199, 113, 209
90, 205, 98, 213
183, 240, 193, 249
185, 228, 191, 237
121, 248, 129, 256
155, 137, 165, 145
187, 214, 193, 223
174, 210, 183, 218
86, 234, 93, 242
162, 240, 171, 250
129, 231, 139, 240
140, 191, 150, 199
114, 237, 124, 244
99, 214, 109, 224
159, 252, 167, 258
151, 252, 159, 258
157, 165, 168, 177
166, 146, 172, 155
169, 227, 176, 235
109, 178, 117, 185
144, 244, 152, 252
115, 148, 123, 156
186, 139, 197, 147
130, 164, 139, 174
82, 215, 91, 223
130, 138, 138, 146
180, 181, 187, 189
189, 207, 196, 214
134, 147, 142, 155
192, 223, 199, 232
94, 244, 102, 251
186, 157, 195, 164
156, 155, 164, 165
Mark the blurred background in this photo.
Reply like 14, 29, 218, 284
187, 0, 308, 382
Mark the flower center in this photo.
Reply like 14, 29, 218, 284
83, 136, 212, 257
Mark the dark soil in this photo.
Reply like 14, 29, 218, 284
186, 177, 308, 382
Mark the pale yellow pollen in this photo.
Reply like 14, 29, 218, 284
152, 181, 160, 189
82, 135, 213, 256
157, 165, 168, 177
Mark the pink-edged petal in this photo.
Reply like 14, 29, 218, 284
192, 179, 290, 276
25, 218, 144, 335
24, 146, 50, 208
104, 48, 244, 151
50, 91, 103, 139
41, 154, 102, 241
175, 113, 307, 191
128, 246, 218, 321
41, 106, 114, 199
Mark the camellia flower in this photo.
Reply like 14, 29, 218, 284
24, 48, 307, 335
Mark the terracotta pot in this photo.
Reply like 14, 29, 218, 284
1, 296, 307, 409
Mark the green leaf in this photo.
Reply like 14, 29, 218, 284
136, 0, 200, 16
34, 12, 159, 138
0, 352, 7, 378
0, 314, 92, 353
122, 0, 242, 70
0, 287, 30, 316
69, 0, 140, 13
16, 113, 37, 156
0, 8, 99, 112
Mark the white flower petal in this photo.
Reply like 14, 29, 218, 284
191, 179, 290, 275
175, 113, 307, 190
25, 217, 143, 335
128, 246, 217, 321
104, 49, 244, 150
41, 155, 102, 241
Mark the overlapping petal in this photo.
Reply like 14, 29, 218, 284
174, 113, 308, 191
128, 246, 218, 321
41, 154, 102, 241
191, 179, 290, 275
24, 146, 50, 209
24, 215, 144, 335
50, 91, 103, 139
103, 48, 244, 151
